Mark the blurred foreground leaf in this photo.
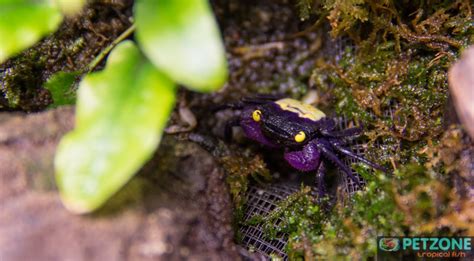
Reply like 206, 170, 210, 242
55, 41, 175, 213
45, 71, 80, 108
55, 0, 86, 16
135, 0, 228, 92
0, 0, 62, 63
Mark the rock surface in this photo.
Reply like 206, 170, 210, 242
0, 107, 240, 261
449, 46, 474, 140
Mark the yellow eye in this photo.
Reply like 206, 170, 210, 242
252, 110, 262, 122
294, 131, 306, 143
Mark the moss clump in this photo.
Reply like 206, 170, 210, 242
311, 0, 472, 140
316, 44, 451, 143
0, 47, 52, 110
221, 152, 271, 223
309, 0, 472, 169
307, 0, 472, 168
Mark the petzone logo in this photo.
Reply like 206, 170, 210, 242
377, 237, 472, 259
379, 238, 400, 251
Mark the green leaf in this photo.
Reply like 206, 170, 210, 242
44, 71, 80, 108
0, 0, 63, 63
135, 0, 228, 92
55, 40, 175, 213
55, 0, 86, 16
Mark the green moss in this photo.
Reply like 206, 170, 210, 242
295, 0, 316, 21
318, 45, 451, 143
250, 155, 471, 259
1, 48, 48, 110
310, 1, 472, 166
221, 152, 271, 226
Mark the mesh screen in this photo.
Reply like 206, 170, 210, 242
240, 184, 300, 259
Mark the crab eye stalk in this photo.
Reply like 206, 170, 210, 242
294, 131, 306, 143
252, 110, 262, 122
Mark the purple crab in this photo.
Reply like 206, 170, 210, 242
219, 95, 386, 194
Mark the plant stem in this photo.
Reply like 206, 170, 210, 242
86, 24, 136, 73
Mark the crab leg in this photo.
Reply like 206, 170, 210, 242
241, 94, 285, 103
212, 94, 284, 112
314, 141, 361, 186
315, 118, 336, 132
329, 141, 387, 173
316, 162, 327, 198
322, 127, 362, 138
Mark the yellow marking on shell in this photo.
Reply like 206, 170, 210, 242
275, 98, 325, 121
252, 109, 262, 122
294, 131, 306, 143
